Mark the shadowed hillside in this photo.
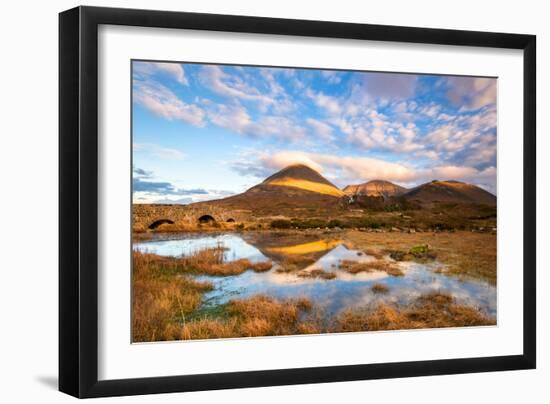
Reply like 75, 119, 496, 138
344, 180, 407, 199
403, 180, 496, 206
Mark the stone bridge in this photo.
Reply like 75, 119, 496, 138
133, 204, 252, 230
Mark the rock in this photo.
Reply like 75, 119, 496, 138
391, 227, 400, 232
408, 244, 436, 260
389, 250, 406, 261
409, 228, 416, 234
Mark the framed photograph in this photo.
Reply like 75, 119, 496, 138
59, 6, 536, 398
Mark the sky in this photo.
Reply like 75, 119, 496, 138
132, 60, 497, 204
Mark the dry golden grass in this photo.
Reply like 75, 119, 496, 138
208, 259, 273, 276
333, 292, 495, 332
180, 318, 238, 340
132, 250, 213, 342
297, 268, 337, 280
339, 259, 404, 277
183, 292, 495, 339
250, 261, 274, 273
137, 247, 273, 277
180, 295, 315, 340
345, 230, 496, 284
363, 248, 385, 259
371, 283, 390, 294
296, 322, 323, 334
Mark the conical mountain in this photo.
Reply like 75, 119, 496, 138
403, 180, 496, 206
260, 164, 344, 197
199, 164, 345, 213
343, 180, 407, 199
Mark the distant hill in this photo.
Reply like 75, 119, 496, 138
402, 180, 496, 206
343, 180, 407, 199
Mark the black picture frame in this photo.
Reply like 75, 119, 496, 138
59, 6, 536, 398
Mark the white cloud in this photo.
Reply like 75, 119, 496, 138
447, 77, 496, 110
151, 62, 188, 85
321, 71, 342, 84
344, 113, 423, 154
399, 123, 416, 141
306, 118, 334, 141
232, 150, 496, 193
236, 150, 417, 185
207, 103, 307, 142
133, 80, 205, 126
133, 143, 186, 160
421, 105, 497, 167
134, 61, 189, 85
430, 165, 478, 179
305, 89, 342, 116
135, 188, 236, 205
437, 113, 455, 121
419, 103, 440, 118
199, 66, 275, 110
207, 104, 252, 133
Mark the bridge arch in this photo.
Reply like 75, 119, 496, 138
198, 214, 216, 224
148, 219, 174, 229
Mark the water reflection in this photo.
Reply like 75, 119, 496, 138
134, 233, 496, 317
134, 233, 267, 262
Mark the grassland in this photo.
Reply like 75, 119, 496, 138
133, 199, 496, 235
132, 250, 214, 342
344, 230, 496, 284
132, 227, 497, 342
132, 202, 497, 341
132, 252, 495, 341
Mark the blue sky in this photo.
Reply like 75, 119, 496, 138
132, 61, 497, 204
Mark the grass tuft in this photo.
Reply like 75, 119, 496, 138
371, 283, 390, 294
297, 268, 337, 280
136, 248, 273, 277
333, 292, 494, 332
339, 259, 404, 277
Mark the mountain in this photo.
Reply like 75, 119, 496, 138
198, 164, 345, 212
343, 180, 407, 199
190, 167, 495, 216
260, 164, 344, 198
403, 180, 496, 206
